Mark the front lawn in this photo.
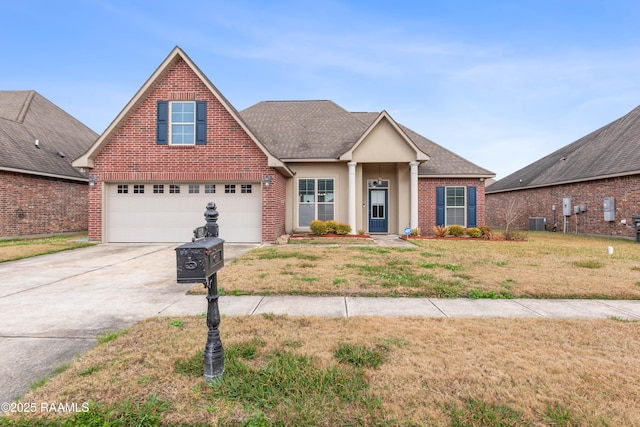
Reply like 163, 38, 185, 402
197, 232, 640, 299
3, 315, 639, 426
0, 234, 95, 263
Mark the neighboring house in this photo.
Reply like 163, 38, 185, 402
486, 104, 640, 239
0, 90, 98, 238
73, 47, 494, 243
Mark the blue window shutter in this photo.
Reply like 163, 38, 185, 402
467, 186, 477, 228
156, 101, 168, 145
195, 101, 207, 145
436, 186, 445, 226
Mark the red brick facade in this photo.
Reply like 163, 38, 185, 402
418, 177, 487, 235
486, 175, 640, 238
87, 57, 286, 242
0, 170, 88, 237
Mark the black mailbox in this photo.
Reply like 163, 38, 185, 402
175, 202, 226, 383
176, 237, 224, 284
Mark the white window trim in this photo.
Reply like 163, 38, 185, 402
445, 186, 467, 227
169, 101, 196, 146
296, 178, 336, 228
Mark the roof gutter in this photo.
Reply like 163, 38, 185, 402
1, 167, 88, 183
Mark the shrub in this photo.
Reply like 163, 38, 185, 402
324, 220, 339, 234
335, 222, 352, 235
448, 225, 465, 237
309, 220, 328, 236
410, 227, 422, 237
357, 229, 367, 236
433, 225, 449, 238
503, 229, 527, 241
466, 227, 482, 238
479, 226, 494, 240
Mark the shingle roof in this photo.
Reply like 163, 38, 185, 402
240, 100, 494, 177
240, 100, 370, 159
0, 91, 98, 180
487, 104, 640, 193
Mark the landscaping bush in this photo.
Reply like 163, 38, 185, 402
325, 220, 339, 234
309, 220, 328, 236
466, 227, 482, 238
335, 222, 352, 235
479, 226, 494, 240
433, 225, 449, 238
410, 227, 422, 237
503, 229, 527, 241
448, 225, 465, 237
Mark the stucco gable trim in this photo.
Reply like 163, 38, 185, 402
73, 47, 292, 176
339, 111, 429, 162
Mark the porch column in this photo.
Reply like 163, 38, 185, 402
410, 161, 419, 230
348, 161, 357, 234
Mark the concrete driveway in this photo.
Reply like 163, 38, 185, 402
0, 242, 258, 406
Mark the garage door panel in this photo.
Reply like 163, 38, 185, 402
106, 183, 261, 243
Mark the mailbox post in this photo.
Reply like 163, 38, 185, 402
176, 202, 225, 382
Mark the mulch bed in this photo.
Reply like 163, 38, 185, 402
289, 233, 371, 239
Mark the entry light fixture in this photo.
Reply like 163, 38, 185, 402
264, 175, 272, 187
88, 174, 97, 187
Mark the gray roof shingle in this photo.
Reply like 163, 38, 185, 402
240, 100, 494, 177
488, 104, 640, 193
0, 91, 98, 180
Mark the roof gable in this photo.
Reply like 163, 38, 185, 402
1, 90, 97, 180
73, 46, 288, 173
339, 111, 429, 162
488, 104, 640, 193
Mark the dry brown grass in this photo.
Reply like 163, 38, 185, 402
11, 315, 640, 426
194, 232, 640, 299
0, 234, 93, 263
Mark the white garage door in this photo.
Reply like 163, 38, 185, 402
106, 183, 261, 243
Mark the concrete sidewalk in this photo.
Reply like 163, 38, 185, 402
162, 294, 640, 320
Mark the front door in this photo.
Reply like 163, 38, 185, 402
368, 188, 388, 233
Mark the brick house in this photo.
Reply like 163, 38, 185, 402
0, 91, 98, 238
73, 47, 494, 243
486, 104, 640, 238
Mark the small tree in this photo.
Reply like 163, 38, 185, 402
504, 198, 524, 240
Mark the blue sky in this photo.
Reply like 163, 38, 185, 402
3, 1, 640, 179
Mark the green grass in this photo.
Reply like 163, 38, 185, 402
334, 343, 388, 368
28, 362, 72, 391
448, 398, 531, 427
200, 339, 389, 426
168, 319, 184, 328
78, 365, 101, 377
255, 248, 320, 261
96, 329, 127, 344
572, 259, 604, 269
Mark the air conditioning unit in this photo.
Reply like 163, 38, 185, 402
528, 217, 546, 231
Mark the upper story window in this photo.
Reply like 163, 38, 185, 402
156, 100, 207, 146
170, 102, 195, 145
